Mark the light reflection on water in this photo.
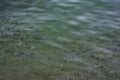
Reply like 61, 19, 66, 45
0, 0, 120, 80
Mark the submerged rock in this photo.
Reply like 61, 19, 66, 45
15, 52, 25, 57
27, 52, 36, 57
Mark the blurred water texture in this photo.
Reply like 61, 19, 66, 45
0, 0, 120, 80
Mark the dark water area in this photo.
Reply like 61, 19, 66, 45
0, 0, 120, 80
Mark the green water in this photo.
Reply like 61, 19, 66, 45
0, 0, 120, 80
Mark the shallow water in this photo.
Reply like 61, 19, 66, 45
0, 0, 120, 80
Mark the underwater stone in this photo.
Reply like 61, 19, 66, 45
15, 52, 25, 57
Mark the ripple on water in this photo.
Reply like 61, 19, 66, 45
75, 16, 88, 21
66, 20, 79, 26
94, 47, 113, 55
43, 40, 66, 50
85, 30, 99, 34
25, 7, 45, 12
0, 0, 120, 80
57, 36, 72, 42
70, 30, 85, 36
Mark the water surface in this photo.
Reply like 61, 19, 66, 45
0, 0, 120, 80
